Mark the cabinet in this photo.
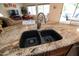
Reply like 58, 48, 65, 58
33, 45, 73, 56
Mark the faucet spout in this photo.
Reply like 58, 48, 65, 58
36, 12, 46, 29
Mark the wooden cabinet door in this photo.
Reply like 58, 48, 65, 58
33, 45, 73, 56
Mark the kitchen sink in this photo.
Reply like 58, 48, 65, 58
19, 30, 41, 48
40, 29, 62, 43
19, 29, 62, 48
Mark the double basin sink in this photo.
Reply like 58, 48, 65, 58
19, 29, 63, 48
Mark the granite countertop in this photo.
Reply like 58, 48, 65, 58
0, 24, 79, 56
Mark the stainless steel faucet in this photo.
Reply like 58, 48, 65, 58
36, 12, 47, 29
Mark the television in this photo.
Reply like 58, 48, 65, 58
8, 9, 19, 16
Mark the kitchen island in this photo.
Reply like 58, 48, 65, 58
0, 23, 79, 56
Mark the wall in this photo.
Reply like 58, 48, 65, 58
0, 3, 24, 18
47, 3, 63, 24
0, 4, 8, 17
0, 3, 63, 24
23, 3, 63, 24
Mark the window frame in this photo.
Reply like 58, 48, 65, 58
60, 3, 79, 22
27, 4, 50, 15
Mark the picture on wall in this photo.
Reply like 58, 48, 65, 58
4, 3, 16, 8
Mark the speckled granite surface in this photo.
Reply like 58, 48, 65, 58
0, 24, 79, 56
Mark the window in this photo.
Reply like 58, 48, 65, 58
60, 3, 79, 22
27, 4, 50, 15
38, 5, 50, 15
27, 6, 36, 15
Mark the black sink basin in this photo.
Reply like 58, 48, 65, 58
40, 29, 62, 43
19, 29, 62, 48
19, 30, 41, 48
